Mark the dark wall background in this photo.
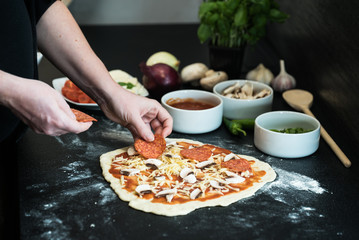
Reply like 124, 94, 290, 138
244, 0, 359, 160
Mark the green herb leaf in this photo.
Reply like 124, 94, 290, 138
234, 5, 248, 27
225, 0, 240, 15
208, 13, 219, 25
270, 128, 313, 134
197, 23, 212, 43
199, 2, 218, 19
269, 8, 289, 22
118, 82, 135, 89
217, 16, 230, 36
197, 0, 288, 47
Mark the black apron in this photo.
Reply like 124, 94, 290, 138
0, 0, 55, 143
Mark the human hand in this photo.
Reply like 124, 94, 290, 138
34, 2, 171, 140
6, 79, 92, 136
100, 87, 173, 141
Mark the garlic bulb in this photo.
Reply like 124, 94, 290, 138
271, 60, 296, 92
246, 63, 274, 85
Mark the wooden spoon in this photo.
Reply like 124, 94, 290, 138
283, 89, 351, 168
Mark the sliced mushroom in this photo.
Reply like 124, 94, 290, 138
253, 89, 271, 99
120, 168, 140, 176
241, 170, 252, 178
190, 188, 202, 200
155, 189, 177, 202
241, 83, 253, 97
195, 159, 215, 169
127, 146, 137, 156
135, 184, 152, 195
144, 159, 163, 170
155, 188, 177, 198
180, 168, 197, 183
223, 82, 241, 95
154, 175, 166, 181
210, 180, 225, 189
184, 174, 197, 184
166, 194, 174, 202
179, 167, 193, 178
225, 176, 245, 184
222, 82, 271, 100
224, 171, 245, 184
223, 153, 239, 162
166, 140, 177, 146
225, 170, 239, 178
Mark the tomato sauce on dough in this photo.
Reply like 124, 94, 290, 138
166, 98, 215, 110
109, 152, 266, 205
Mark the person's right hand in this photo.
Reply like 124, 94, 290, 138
4, 78, 92, 136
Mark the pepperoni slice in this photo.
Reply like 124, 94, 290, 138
78, 93, 96, 103
134, 134, 166, 159
62, 88, 78, 102
221, 158, 252, 173
180, 147, 212, 162
71, 108, 97, 122
62, 80, 95, 104
202, 144, 232, 155
177, 142, 200, 149
64, 79, 79, 90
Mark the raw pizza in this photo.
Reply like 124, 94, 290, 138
100, 135, 276, 216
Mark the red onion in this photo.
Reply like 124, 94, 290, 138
139, 62, 181, 100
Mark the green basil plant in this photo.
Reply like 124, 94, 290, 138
197, 0, 289, 48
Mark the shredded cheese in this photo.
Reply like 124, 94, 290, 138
111, 142, 252, 202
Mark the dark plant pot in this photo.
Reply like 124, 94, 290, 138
208, 44, 246, 79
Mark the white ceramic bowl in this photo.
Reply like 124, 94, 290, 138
161, 90, 223, 134
213, 80, 273, 119
254, 111, 321, 158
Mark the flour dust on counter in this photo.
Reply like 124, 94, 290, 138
60, 160, 92, 182
261, 165, 327, 224
21, 117, 134, 240
23, 179, 118, 240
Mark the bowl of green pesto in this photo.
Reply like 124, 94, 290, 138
254, 111, 320, 158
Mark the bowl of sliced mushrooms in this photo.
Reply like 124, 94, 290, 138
213, 80, 273, 119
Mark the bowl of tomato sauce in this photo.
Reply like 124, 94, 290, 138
161, 90, 223, 134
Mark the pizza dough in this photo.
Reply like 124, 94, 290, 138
100, 138, 276, 216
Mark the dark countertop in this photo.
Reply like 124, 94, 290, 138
17, 25, 359, 240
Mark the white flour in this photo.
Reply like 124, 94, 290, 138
264, 167, 326, 204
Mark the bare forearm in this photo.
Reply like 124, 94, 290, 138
35, 1, 173, 140
36, 1, 119, 105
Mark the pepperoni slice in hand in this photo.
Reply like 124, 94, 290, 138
221, 158, 252, 173
134, 134, 166, 159
180, 147, 212, 162
71, 108, 97, 122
